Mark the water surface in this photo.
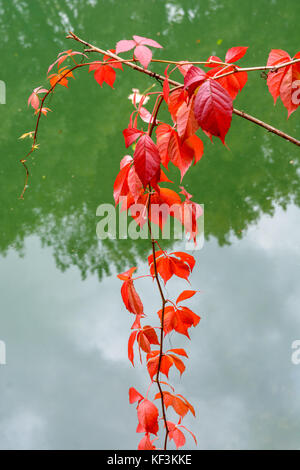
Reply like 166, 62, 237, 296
0, 0, 300, 449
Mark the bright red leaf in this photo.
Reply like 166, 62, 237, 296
129, 387, 144, 404
225, 46, 248, 63
123, 127, 144, 148
184, 66, 207, 95
133, 134, 161, 187
158, 305, 200, 338
176, 290, 197, 304
193, 79, 233, 143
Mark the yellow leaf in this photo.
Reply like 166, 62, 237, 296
19, 131, 34, 140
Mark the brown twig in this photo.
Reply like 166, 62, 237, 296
67, 31, 300, 147
233, 109, 300, 146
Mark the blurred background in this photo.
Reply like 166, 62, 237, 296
0, 0, 300, 449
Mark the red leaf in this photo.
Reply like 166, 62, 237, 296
182, 134, 204, 165
168, 89, 187, 121
131, 314, 143, 330
113, 163, 131, 205
120, 155, 133, 169
177, 394, 196, 417
205, 55, 223, 68
123, 128, 144, 148
127, 167, 143, 202
155, 392, 191, 418
137, 399, 159, 435
137, 326, 159, 354
169, 258, 190, 281
168, 354, 186, 375
158, 305, 200, 338
167, 348, 188, 358
120, 279, 144, 317
225, 46, 248, 63
117, 266, 136, 281
184, 66, 207, 95
138, 434, 157, 450
172, 251, 195, 272
156, 256, 174, 283
156, 123, 173, 168
179, 424, 198, 446
134, 45, 152, 69
176, 95, 199, 140
149, 251, 195, 284
89, 62, 116, 88
194, 79, 233, 143
204, 49, 248, 99
147, 188, 182, 230
167, 421, 186, 449
129, 386, 144, 404
168, 130, 192, 180
206, 65, 248, 100
137, 332, 151, 354
128, 330, 137, 365
133, 134, 161, 187
142, 325, 160, 345
178, 61, 193, 76
148, 250, 164, 266
176, 290, 197, 303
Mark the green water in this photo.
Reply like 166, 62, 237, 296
0, 0, 300, 449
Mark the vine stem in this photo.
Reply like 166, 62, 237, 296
146, 94, 169, 450
67, 31, 300, 147
19, 60, 101, 199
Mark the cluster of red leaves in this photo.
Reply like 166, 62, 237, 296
155, 391, 195, 418
267, 49, 300, 116
180, 47, 248, 143
28, 36, 300, 452
89, 50, 123, 88
148, 250, 195, 283
129, 380, 198, 449
147, 348, 188, 379
119, 246, 200, 448
113, 152, 202, 241
205, 46, 248, 99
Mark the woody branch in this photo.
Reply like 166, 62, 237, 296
66, 31, 300, 148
